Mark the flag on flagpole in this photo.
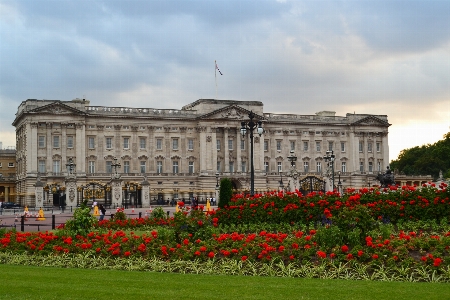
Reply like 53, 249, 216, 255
215, 60, 223, 76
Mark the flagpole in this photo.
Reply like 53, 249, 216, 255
215, 60, 217, 99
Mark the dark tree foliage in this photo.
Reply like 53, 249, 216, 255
218, 178, 233, 209
390, 132, 450, 180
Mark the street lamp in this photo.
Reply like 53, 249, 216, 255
279, 171, 284, 191
323, 150, 336, 191
240, 111, 263, 196
215, 172, 220, 189
287, 150, 297, 168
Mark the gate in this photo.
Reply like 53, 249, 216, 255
78, 182, 111, 206
298, 176, 326, 195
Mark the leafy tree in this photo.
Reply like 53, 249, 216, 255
390, 132, 450, 180
218, 178, 232, 209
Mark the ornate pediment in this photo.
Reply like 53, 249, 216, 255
197, 105, 264, 121
352, 116, 390, 127
30, 101, 86, 116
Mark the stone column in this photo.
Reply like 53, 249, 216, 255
141, 179, 150, 207
65, 178, 78, 207
111, 178, 123, 207
224, 128, 229, 172
34, 178, 44, 208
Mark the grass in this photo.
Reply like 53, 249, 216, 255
1, 265, 450, 300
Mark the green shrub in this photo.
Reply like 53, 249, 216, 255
62, 200, 97, 236
218, 178, 232, 209
333, 205, 377, 244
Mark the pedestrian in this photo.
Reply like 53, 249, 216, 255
99, 204, 106, 221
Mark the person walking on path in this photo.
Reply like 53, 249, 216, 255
99, 204, 106, 221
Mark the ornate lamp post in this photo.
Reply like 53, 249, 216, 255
215, 172, 220, 189
279, 171, 284, 191
240, 111, 263, 196
323, 150, 336, 191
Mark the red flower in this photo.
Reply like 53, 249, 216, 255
357, 250, 364, 257
346, 253, 353, 260
317, 251, 326, 258
200, 246, 207, 252
330, 253, 336, 259
341, 245, 349, 253
372, 254, 378, 259
178, 202, 184, 207
292, 243, 299, 249
241, 256, 248, 261
183, 239, 189, 245
434, 258, 442, 267
194, 251, 201, 256
124, 251, 131, 257
208, 251, 215, 258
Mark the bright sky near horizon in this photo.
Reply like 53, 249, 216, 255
0, 0, 449, 161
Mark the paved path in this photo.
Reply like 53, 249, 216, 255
0, 205, 216, 232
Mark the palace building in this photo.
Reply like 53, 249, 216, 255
13, 98, 393, 207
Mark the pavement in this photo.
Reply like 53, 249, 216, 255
0, 204, 217, 232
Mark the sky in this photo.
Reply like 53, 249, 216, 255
0, 0, 449, 161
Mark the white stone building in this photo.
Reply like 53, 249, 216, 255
13, 98, 391, 207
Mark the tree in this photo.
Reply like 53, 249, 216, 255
218, 178, 233, 209
390, 132, 450, 180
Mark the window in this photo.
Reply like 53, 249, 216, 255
276, 140, 281, 151
359, 141, 363, 152
359, 161, 364, 172
290, 141, 295, 151
368, 142, 373, 152
228, 139, 233, 150
106, 161, 112, 173
303, 141, 308, 151
188, 161, 194, 174
67, 136, 73, 148
376, 142, 381, 152
277, 162, 282, 173
341, 162, 346, 173
316, 162, 322, 173
140, 138, 146, 149
157, 161, 163, 174
8, 162, 14, 167
264, 161, 269, 173
123, 137, 130, 149
264, 140, 269, 151
140, 161, 146, 173
241, 161, 246, 173
38, 160, 46, 173
38, 136, 46, 148
377, 161, 381, 172
172, 161, 179, 174
241, 139, 245, 150
53, 160, 60, 174
88, 161, 95, 174
328, 141, 333, 151
156, 138, 162, 150
341, 142, 345, 152
106, 137, 112, 149
53, 136, 60, 148
304, 161, 309, 172
88, 137, 95, 149
368, 161, 373, 172
188, 139, 194, 150
216, 139, 221, 150
172, 138, 178, 150
217, 161, 221, 172
229, 161, 234, 173
123, 161, 130, 173
316, 142, 321, 152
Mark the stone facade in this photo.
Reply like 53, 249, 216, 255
13, 98, 393, 207
0, 149, 17, 203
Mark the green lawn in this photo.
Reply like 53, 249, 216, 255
0, 265, 449, 300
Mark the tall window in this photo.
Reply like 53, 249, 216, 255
368, 161, 373, 172
377, 161, 381, 172
328, 141, 333, 151
341, 162, 346, 173
188, 139, 194, 150
106, 161, 112, 173
38, 136, 46, 148
304, 161, 309, 172
316, 162, 322, 173
217, 161, 221, 172
341, 142, 345, 152
172, 161, 179, 174
264, 140, 269, 151
123, 137, 130, 149
303, 141, 308, 151
123, 161, 130, 173
67, 136, 74, 148
376, 142, 381, 152
290, 141, 295, 151
157, 161, 163, 174
229, 161, 234, 173
241, 161, 246, 172
359, 161, 364, 172
140, 138, 146, 149
53, 136, 60, 148
368, 142, 373, 152
277, 162, 282, 173
140, 161, 146, 173
38, 160, 46, 173
88, 161, 95, 174
241, 139, 245, 150
264, 161, 269, 173
276, 140, 281, 151
359, 141, 363, 152
216, 139, 221, 150
228, 139, 233, 150
316, 142, 321, 152
88, 137, 95, 149
172, 139, 178, 150
106, 137, 112, 149
156, 138, 162, 150
53, 160, 60, 174
188, 161, 194, 174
